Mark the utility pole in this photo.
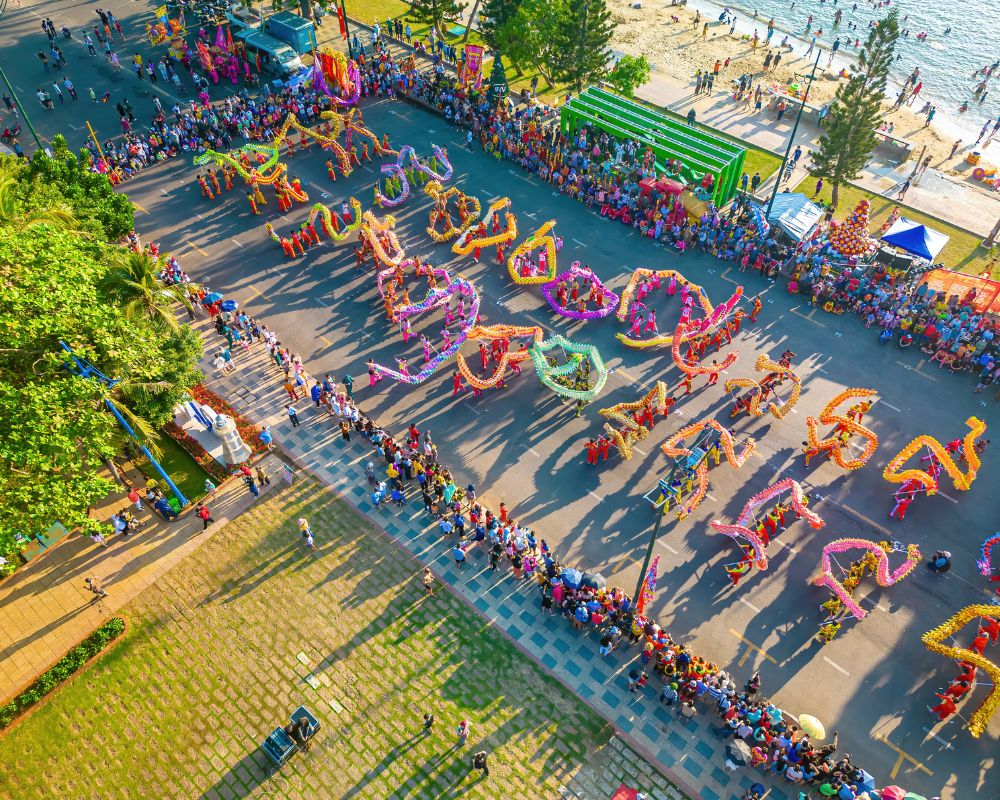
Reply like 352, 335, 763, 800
60, 342, 190, 508
765, 48, 823, 218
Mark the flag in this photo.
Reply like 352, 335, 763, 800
226, 26, 235, 55
635, 555, 660, 615
337, 6, 347, 39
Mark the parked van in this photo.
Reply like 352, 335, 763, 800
234, 29, 304, 77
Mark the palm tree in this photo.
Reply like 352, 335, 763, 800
0, 162, 76, 231
99, 250, 198, 331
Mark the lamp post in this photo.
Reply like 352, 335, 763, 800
339, 0, 353, 58
60, 341, 190, 508
630, 427, 713, 607
765, 48, 823, 218
0, 59, 45, 154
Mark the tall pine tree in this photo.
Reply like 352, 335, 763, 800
550, 0, 614, 92
809, 9, 899, 208
407, 0, 466, 36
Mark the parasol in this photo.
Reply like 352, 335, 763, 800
797, 713, 826, 740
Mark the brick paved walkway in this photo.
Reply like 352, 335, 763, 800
0, 452, 284, 705
199, 341, 795, 800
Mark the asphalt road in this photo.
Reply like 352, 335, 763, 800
4, 1, 997, 796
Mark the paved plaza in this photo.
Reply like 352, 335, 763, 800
0, 478, 690, 800
0, 1, 996, 798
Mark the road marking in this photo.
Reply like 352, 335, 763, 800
729, 629, 777, 666
195, 213, 205, 221
232, 239, 244, 248
249, 286, 270, 302
160, 188, 170, 196
132, 201, 148, 214
882, 402, 902, 412
588, 490, 604, 502
572, 238, 587, 246
633, 445, 647, 456
876, 735, 933, 778
319, 335, 333, 347
525, 447, 541, 457
935, 489, 959, 505
662, 543, 679, 555
822, 656, 850, 676
186, 241, 209, 257
921, 727, 954, 749
790, 306, 827, 328
739, 596, 761, 613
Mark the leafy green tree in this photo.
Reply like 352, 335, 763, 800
606, 54, 651, 98
0, 160, 202, 566
809, 10, 899, 208
99, 250, 197, 331
407, 0, 466, 35
478, 0, 521, 49
502, 0, 567, 84
25, 135, 135, 241
549, 0, 614, 91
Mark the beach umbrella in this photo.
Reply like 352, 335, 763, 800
880, 787, 905, 800
220, 299, 239, 312
560, 568, 583, 589
726, 740, 752, 765
857, 770, 876, 793
797, 713, 826, 740
204, 291, 223, 304
580, 571, 606, 590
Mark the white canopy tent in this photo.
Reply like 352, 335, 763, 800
766, 192, 824, 241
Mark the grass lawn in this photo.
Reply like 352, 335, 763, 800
134, 429, 209, 503
793, 178, 996, 278
0, 479, 681, 799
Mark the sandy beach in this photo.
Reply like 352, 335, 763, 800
606, 0, 1000, 189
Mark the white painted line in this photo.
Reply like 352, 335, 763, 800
921, 727, 954, 749
936, 490, 959, 505
882, 402, 902, 412
526, 447, 540, 457
823, 656, 850, 676
316, 298, 329, 307
572, 238, 587, 247
707, 493, 718, 501
195, 213, 204, 220
232, 239, 244, 248
739, 596, 761, 613
663, 543, 679, 555
588, 490, 604, 502
633, 445, 648, 456
161, 189, 170, 196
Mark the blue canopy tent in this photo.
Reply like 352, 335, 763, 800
880, 218, 949, 261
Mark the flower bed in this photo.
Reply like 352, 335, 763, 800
0, 617, 126, 729
189, 384, 266, 460
162, 421, 228, 482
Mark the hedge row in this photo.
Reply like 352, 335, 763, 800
0, 617, 126, 729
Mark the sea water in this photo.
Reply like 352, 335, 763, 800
689, 0, 999, 136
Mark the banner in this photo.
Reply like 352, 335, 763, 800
337, 6, 347, 39
461, 45, 484, 89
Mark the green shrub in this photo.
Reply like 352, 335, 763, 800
0, 618, 126, 728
